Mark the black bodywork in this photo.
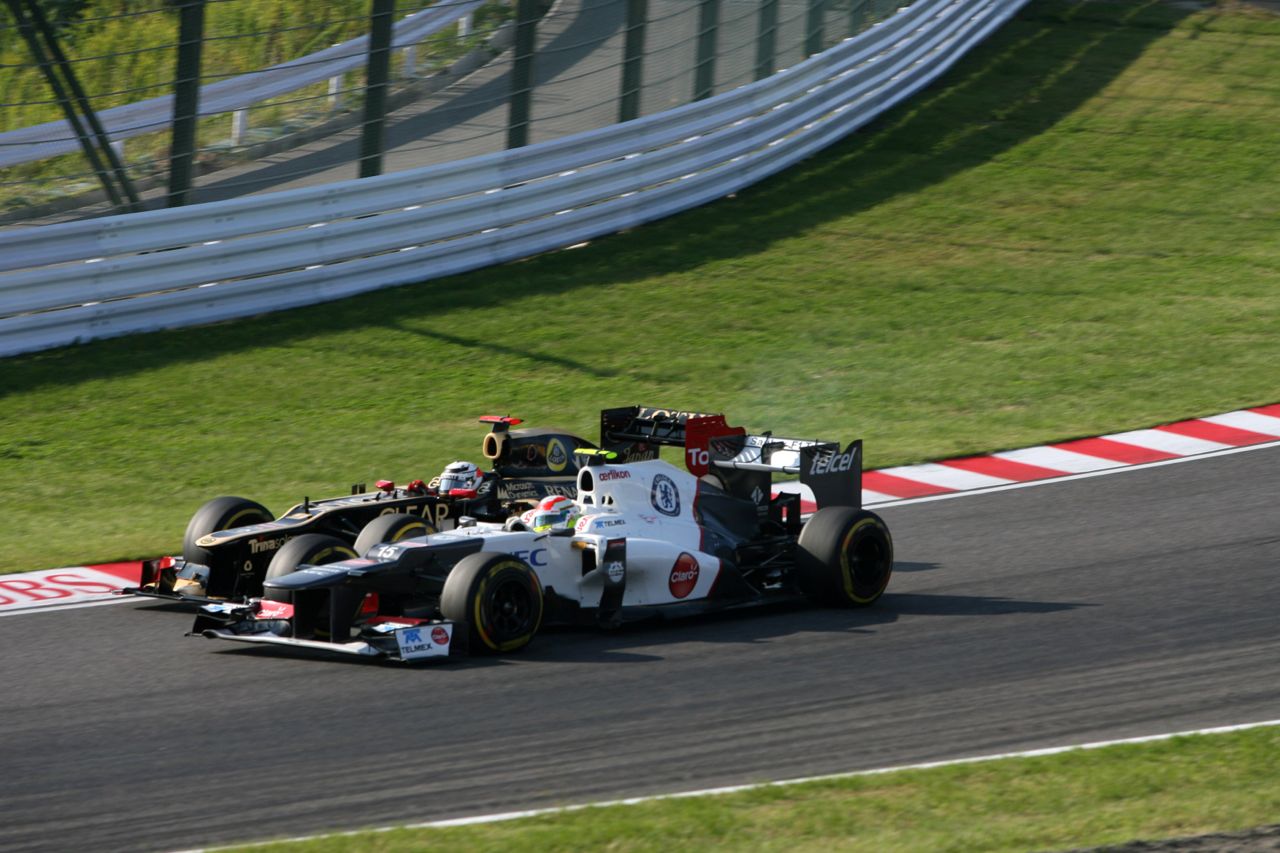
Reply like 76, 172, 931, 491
193, 407, 880, 661
131, 419, 595, 602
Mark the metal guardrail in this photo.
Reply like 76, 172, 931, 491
0, 0, 1028, 358
0, 0, 485, 169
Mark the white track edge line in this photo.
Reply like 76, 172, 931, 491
177, 717, 1280, 852
863, 438, 1280, 510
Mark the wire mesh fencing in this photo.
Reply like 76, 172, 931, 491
0, 0, 901, 226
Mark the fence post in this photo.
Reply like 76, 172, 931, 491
168, 0, 206, 207
507, 0, 539, 148
755, 0, 777, 80
805, 0, 825, 56
360, 0, 395, 178
618, 0, 647, 122
693, 0, 719, 101
849, 0, 867, 36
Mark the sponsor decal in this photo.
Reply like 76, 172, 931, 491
575, 516, 590, 532
598, 469, 631, 481
256, 600, 294, 620
507, 481, 576, 500
710, 438, 742, 458
751, 486, 765, 504
637, 407, 713, 422
395, 623, 452, 660
810, 445, 857, 476
375, 502, 450, 525
591, 518, 627, 528
605, 560, 625, 583
248, 537, 285, 555
668, 553, 700, 599
502, 481, 538, 500
650, 474, 681, 517
546, 438, 569, 473
512, 548, 548, 568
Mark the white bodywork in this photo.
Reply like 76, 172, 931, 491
366, 459, 722, 609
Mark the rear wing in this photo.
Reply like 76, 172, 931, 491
689, 422, 862, 511
599, 406, 741, 462
600, 406, 862, 510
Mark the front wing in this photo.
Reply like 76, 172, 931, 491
193, 603, 461, 663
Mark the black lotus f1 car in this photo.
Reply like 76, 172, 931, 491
127, 416, 597, 603
192, 407, 894, 662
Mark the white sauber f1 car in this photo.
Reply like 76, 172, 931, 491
192, 407, 894, 662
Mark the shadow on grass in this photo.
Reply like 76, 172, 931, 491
0, 0, 1194, 398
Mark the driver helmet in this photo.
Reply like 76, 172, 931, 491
522, 494, 581, 532
437, 461, 481, 493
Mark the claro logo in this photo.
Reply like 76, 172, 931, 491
668, 553, 700, 599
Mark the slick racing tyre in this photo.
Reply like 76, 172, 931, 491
182, 495, 273, 567
261, 534, 357, 604
796, 507, 894, 607
440, 553, 544, 654
354, 513, 436, 557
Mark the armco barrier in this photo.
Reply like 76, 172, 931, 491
0, 0, 1028, 358
0, 1, 484, 169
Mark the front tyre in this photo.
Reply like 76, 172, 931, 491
182, 495, 273, 565
354, 513, 435, 556
262, 533, 357, 603
440, 553, 544, 654
796, 507, 893, 607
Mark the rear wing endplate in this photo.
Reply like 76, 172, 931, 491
692, 425, 862, 511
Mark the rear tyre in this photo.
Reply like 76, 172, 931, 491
354, 513, 435, 556
440, 553, 544, 654
182, 495, 273, 567
262, 533, 357, 604
796, 507, 893, 607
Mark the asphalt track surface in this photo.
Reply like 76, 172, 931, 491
2, 446, 1277, 852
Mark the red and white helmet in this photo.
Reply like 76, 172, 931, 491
521, 494, 580, 532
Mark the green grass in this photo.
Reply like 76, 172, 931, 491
0, 0, 507, 210
2, 0, 1279, 572
224, 724, 1280, 851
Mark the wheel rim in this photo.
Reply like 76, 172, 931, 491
484, 574, 536, 639
846, 530, 890, 601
